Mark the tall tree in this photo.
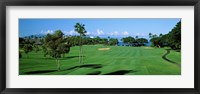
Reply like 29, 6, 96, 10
149, 33, 152, 38
43, 30, 69, 71
107, 36, 110, 46
136, 36, 138, 39
74, 23, 87, 64
167, 21, 181, 49
159, 33, 163, 37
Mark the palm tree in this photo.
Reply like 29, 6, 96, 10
74, 23, 87, 64
136, 36, 138, 39
149, 33, 152, 38
108, 36, 110, 46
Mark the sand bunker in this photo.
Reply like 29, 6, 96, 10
98, 48, 111, 51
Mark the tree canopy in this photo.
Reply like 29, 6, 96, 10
42, 30, 70, 71
74, 23, 87, 64
149, 21, 181, 49
121, 36, 136, 46
136, 38, 148, 46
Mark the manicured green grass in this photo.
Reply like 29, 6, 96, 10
166, 50, 181, 64
19, 45, 181, 75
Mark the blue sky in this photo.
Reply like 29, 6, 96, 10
19, 18, 180, 40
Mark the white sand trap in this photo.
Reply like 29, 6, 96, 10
98, 48, 111, 51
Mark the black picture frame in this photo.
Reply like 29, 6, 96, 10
0, 0, 200, 94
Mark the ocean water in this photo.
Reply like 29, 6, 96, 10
118, 42, 151, 46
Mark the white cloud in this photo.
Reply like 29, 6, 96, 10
134, 33, 147, 37
138, 33, 144, 36
114, 31, 119, 35
110, 31, 119, 36
122, 31, 129, 35
64, 30, 79, 35
40, 30, 54, 34
90, 36, 94, 38
96, 29, 105, 35
85, 31, 91, 35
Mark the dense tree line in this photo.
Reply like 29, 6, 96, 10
149, 21, 181, 50
65, 36, 119, 46
121, 36, 148, 46
19, 36, 43, 58
19, 32, 149, 59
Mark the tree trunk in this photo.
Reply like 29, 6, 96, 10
79, 34, 82, 64
79, 46, 81, 63
56, 58, 61, 71
81, 45, 83, 64
63, 54, 65, 58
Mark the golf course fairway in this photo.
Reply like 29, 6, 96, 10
19, 45, 181, 75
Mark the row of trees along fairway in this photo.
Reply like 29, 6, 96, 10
149, 21, 181, 50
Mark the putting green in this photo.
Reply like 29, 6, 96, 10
19, 45, 181, 75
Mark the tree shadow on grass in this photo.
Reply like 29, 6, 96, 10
65, 64, 103, 70
104, 70, 136, 75
39, 56, 85, 60
64, 56, 85, 59
175, 50, 181, 52
86, 71, 101, 75
39, 57, 55, 60
162, 49, 179, 65
24, 70, 56, 75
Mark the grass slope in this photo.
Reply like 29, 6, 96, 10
19, 45, 181, 75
